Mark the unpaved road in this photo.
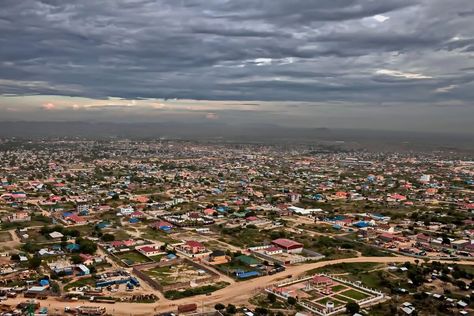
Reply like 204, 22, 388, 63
5, 256, 474, 315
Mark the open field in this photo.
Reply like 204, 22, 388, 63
164, 281, 229, 300
0, 231, 13, 242
144, 262, 210, 285
116, 251, 153, 265
340, 288, 370, 300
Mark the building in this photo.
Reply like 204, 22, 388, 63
6, 211, 31, 222
264, 246, 283, 255
49, 231, 64, 239
271, 238, 304, 253
149, 220, 173, 232
180, 240, 206, 254
312, 275, 333, 286
208, 250, 229, 265
137, 245, 162, 257
77, 264, 90, 276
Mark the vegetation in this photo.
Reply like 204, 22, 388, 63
164, 282, 228, 300
346, 302, 360, 314
75, 237, 98, 254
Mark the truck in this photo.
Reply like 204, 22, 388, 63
177, 303, 197, 314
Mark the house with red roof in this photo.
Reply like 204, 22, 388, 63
67, 214, 86, 225
130, 211, 145, 218
132, 196, 150, 203
271, 238, 303, 253
416, 233, 431, 243
335, 191, 348, 199
203, 208, 217, 216
312, 275, 333, 286
179, 240, 207, 255
461, 203, 474, 210
110, 239, 137, 249
79, 253, 94, 265
388, 194, 407, 202
246, 216, 258, 222
149, 221, 173, 231
137, 245, 162, 257
380, 232, 395, 241
335, 218, 354, 226
264, 246, 283, 255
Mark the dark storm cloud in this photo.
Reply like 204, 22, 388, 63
0, 0, 473, 105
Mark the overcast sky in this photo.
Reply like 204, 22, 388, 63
1, 0, 473, 135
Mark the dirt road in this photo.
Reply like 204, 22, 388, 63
5, 255, 474, 315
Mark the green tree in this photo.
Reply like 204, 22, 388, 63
214, 303, 225, 311
226, 304, 237, 314
28, 256, 42, 269
267, 292, 277, 304
101, 233, 115, 242
254, 307, 268, 315
287, 297, 297, 305
345, 302, 360, 315
76, 237, 97, 254
71, 254, 83, 264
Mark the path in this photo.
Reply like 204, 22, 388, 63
5, 256, 474, 316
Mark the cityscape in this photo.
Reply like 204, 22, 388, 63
0, 139, 472, 315
1, 0, 474, 315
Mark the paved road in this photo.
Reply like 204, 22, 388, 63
5, 255, 474, 316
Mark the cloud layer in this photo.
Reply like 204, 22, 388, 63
0, 0, 473, 134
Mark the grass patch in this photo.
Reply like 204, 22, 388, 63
149, 254, 164, 262
116, 251, 152, 265
331, 285, 347, 292
217, 259, 257, 278
306, 262, 383, 276
333, 294, 355, 303
340, 289, 370, 300
140, 228, 179, 244
144, 265, 177, 285
105, 229, 131, 240
144, 262, 206, 285
248, 293, 289, 309
164, 282, 229, 300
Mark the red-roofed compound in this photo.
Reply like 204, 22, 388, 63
312, 275, 333, 286
181, 240, 206, 254
271, 238, 303, 253
67, 214, 86, 224
138, 245, 162, 256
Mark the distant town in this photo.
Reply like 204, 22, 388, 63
0, 138, 473, 316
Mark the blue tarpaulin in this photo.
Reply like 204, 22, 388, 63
39, 279, 49, 286
353, 221, 369, 228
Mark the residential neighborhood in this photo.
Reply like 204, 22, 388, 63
0, 139, 473, 315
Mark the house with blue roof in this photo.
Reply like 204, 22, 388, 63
66, 243, 80, 252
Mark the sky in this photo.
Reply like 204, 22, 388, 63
1, 0, 474, 135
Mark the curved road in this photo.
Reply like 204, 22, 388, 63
5, 256, 474, 315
